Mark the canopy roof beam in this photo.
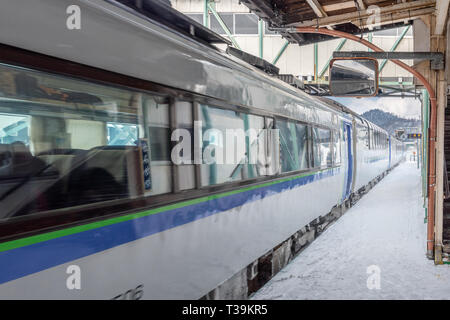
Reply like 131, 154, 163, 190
305, 0, 327, 18
333, 51, 445, 70
355, 0, 366, 10
435, 0, 450, 35
286, 0, 435, 27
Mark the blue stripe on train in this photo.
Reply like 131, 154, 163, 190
0, 167, 339, 285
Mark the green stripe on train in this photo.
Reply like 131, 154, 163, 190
0, 168, 333, 253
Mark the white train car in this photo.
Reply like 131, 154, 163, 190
0, 0, 403, 299
353, 119, 391, 193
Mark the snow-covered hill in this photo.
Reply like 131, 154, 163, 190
361, 109, 421, 135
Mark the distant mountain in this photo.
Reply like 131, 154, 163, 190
361, 109, 421, 135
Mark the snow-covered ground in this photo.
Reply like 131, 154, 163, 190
252, 160, 450, 300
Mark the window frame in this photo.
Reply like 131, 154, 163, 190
312, 126, 333, 169
276, 118, 310, 174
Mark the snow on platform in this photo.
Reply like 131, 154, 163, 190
252, 161, 450, 299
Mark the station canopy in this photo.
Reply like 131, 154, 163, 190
240, 0, 435, 45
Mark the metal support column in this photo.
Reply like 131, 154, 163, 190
314, 43, 318, 81
272, 40, 289, 65
423, 89, 429, 212
379, 25, 411, 72
203, 0, 209, 28
208, 2, 240, 49
258, 19, 264, 59
319, 39, 346, 79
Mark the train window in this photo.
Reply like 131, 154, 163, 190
0, 62, 171, 221
369, 128, 373, 149
143, 97, 172, 195
357, 124, 369, 149
277, 119, 304, 173
376, 131, 379, 149
333, 130, 341, 165
313, 127, 332, 168
375, 130, 379, 149
198, 104, 246, 186
295, 123, 309, 170
311, 127, 320, 168
379, 132, 381, 149
379, 132, 382, 149
376, 131, 380, 149
264, 117, 279, 176
373, 131, 376, 149
245, 114, 268, 178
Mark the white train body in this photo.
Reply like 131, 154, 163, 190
0, 0, 403, 299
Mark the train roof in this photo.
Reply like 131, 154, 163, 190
108, 0, 232, 47
316, 97, 391, 136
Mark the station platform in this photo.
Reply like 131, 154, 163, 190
252, 160, 450, 299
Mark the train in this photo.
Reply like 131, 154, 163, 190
0, 0, 404, 299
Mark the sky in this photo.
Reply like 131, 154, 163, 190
332, 96, 422, 120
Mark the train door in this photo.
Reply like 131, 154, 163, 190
343, 122, 353, 201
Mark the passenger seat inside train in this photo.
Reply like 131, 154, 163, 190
0, 144, 144, 217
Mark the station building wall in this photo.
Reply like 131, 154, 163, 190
171, 0, 414, 79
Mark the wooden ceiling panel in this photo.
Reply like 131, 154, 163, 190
325, 7, 357, 16
244, 0, 435, 45
322, 1, 356, 13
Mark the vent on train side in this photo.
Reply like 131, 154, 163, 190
226, 47, 280, 75
276, 74, 304, 89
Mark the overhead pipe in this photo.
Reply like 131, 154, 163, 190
292, 27, 437, 257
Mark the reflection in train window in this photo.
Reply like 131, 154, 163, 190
107, 123, 139, 146
311, 127, 320, 168
143, 98, 172, 195
333, 130, 341, 165
357, 123, 369, 149
278, 120, 298, 173
198, 104, 246, 186
0, 62, 170, 221
295, 123, 309, 170
0, 114, 30, 146
277, 120, 309, 173
313, 127, 332, 168
245, 114, 266, 179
